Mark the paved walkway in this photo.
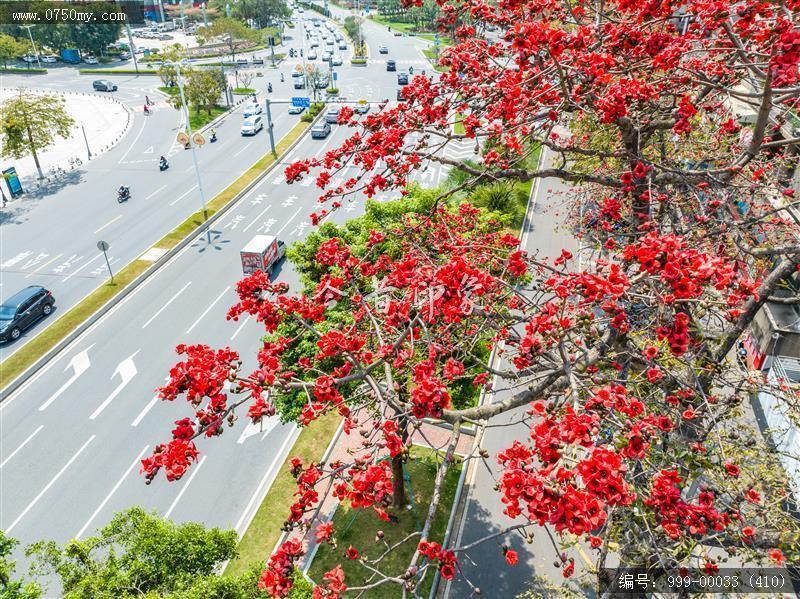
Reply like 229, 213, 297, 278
281, 409, 474, 579
0, 88, 131, 189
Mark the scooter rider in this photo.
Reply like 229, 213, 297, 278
210, 128, 217, 142
268, 82, 273, 93
159, 155, 168, 169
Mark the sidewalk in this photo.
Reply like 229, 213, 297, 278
283, 408, 474, 576
0, 88, 132, 190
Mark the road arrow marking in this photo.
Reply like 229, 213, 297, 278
39, 345, 94, 411
237, 416, 280, 444
90, 351, 139, 420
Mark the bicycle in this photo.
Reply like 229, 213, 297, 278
69, 156, 83, 169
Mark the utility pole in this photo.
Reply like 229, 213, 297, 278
81, 123, 92, 160
169, 60, 209, 222
265, 97, 276, 156
21, 25, 40, 69
125, 22, 139, 74
201, 2, 208, 26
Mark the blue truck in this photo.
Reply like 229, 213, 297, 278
60, 48, 80, 64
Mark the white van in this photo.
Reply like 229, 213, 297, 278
241, 116, 264, 136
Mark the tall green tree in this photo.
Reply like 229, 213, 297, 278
26, 508, 239, 598
184, 68, 225, 115
197, 17, 260, 63
0, 90, 74, 179
157, 44, 188, 87
213, 0, 290, 29
0, 34, 27, 69
0, 531, 42, 599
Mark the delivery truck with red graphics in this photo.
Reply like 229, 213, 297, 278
241, 234, 285, 275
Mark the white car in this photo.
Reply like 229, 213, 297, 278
241, 116, 264, 136
21, 55, 38, 63
331, 55, 343, 66
243, 102, 262, 118
84, 56, 99, 64
308, 50, 318, 60
41, 55, 58, 63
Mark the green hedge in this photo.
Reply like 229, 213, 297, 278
79, 68, 160, 75
300, 101, 325, 121
2, 67, 47, 73
350, 58, 367, 65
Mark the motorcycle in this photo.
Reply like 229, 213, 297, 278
117, 186, 130, 203
159, 158, 169, 171
210, 133, 217, 143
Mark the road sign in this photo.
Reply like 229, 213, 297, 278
332, 71, 337, 81
176, 131, 190, 145
97, 240, 109, 252
292, 96, 311, 107
193, 132, 206, 146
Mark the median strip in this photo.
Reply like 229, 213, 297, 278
0, 116, 317, 399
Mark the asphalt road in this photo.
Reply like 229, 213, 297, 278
443, 148, 592, 598
0, 9, 461, 590
0, 8, 431, 359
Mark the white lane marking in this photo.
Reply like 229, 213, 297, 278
39, 346, 94, 411
89, 351, 140, 420
131, 394, 159, 427
164, 455, 207, 518
0, 425, 44, 469
234, 427, 297, 533
142, 281, 192, 329
276, 207, 303, 236
237, 416, 279, 444
145, 184, 167, 201
5, 435, 95, 533
24, 253, 62, 279
233, 141, 254, 158
168, 184, 199, 206
184, 164, 195, 173
118, 117, 148, 164
230, 314, 251, 340
94, 215, 122, 235
62, 254, 104, 282
243, 204, 274, 232
185, 286, 231, 335
75, 444, 149, 539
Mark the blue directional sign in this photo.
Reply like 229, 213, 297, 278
292, 96, 311, 107
332, 71, 337, 81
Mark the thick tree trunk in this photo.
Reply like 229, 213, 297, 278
391, 415, 410, 508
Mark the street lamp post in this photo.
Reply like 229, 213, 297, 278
81, 123, 92, 160
168, 60, 209, 222
264, 96, 276, 156
21, 25, 40, 69
124, 22, 139, 74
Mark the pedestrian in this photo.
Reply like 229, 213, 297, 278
145, 94, 151, 105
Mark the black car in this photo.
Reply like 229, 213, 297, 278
386, 59, 396, 71
397, 72, 408, 85
93, 79, 118, 92
0, 286, 55, 343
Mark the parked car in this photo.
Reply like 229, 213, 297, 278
386, 59, 396, 71
41, 55, 58, 63
288, 105, 306, 115
0, 286, 55, 343
311, 121, 331, 139
397, 72, 409, 85
355, 102, 370, 114
325, 107, 340, 123
243, 101, 262, 117
93, 79, 118, 91
159, 34, 174, 40
119, 51, 131, 60
241, 115, 264, 135
21, 54, 38, 63
84, 55, 99, 64
379, 45, 389, 54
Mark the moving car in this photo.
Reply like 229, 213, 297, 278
241, 115, 264, 135
338, 42, 347, 50
288, 105, 306, 115
355, 102, 370, 114
378, 45, 388, 54
311, 121, 331, 139
310, 40, 320, 48
325, 107, 340, 123
243, 102, 263, 117
293, 77, 306, 89
0, 286, 55, 343
386, 59, 396, 71
331, 55, 343, 66
308, 50, 318, 60
93, 79, 118, 91
397, 72, 409, 85
316, 76, 329, 89
397, 87, 407, 101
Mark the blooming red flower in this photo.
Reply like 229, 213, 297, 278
504, 549, 519, 566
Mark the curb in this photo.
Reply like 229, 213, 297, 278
0, 111, 324, 403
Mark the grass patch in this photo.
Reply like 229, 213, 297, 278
454, 113, 465, 135
370, 14, 448, 44
79, 68, 160, 75
351, 58, 367, 65
188, 105, 228, 131
158, 86, 180, 97
0, 260, 150, 384
1, 118, 312, 384
233, 87, 256, 94
224, 413, 342, 578
422, 48, 449, 72
2, 67, 47, 73
308, 446, 463, 598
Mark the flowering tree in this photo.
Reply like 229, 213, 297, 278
144, 0, 800, 596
